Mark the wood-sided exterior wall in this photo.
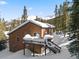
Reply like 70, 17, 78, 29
9, 22, 51, 53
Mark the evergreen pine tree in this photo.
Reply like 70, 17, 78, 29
62, 0, 69, 32
59, 4, 63, 15
68, 0, 79, 58
54, 5, 58, 17
21, 6, 28, 23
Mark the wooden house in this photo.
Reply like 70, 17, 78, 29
8, 20, 55, 53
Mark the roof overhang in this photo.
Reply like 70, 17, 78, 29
8, 20, 55, 35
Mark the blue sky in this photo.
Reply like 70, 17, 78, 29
0, 0, 72, 21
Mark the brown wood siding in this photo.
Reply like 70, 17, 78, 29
9, 22, 43, 52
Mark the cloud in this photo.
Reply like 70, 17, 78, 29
0, 0, 7, 5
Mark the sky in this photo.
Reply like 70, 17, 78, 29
0, 0, 72, 21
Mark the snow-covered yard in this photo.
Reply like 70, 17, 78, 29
0, 46, 76, 59
0, 33, 77, 59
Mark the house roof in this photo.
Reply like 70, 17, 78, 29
8, 20, 55, 34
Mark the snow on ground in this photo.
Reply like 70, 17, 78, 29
52, 33, 68, 45
0, 46, 76, 59
0, 33, 77, 59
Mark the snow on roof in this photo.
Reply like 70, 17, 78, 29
30, 20, 55, 28
8, 20, 55, 34
8, 20, 29, 34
